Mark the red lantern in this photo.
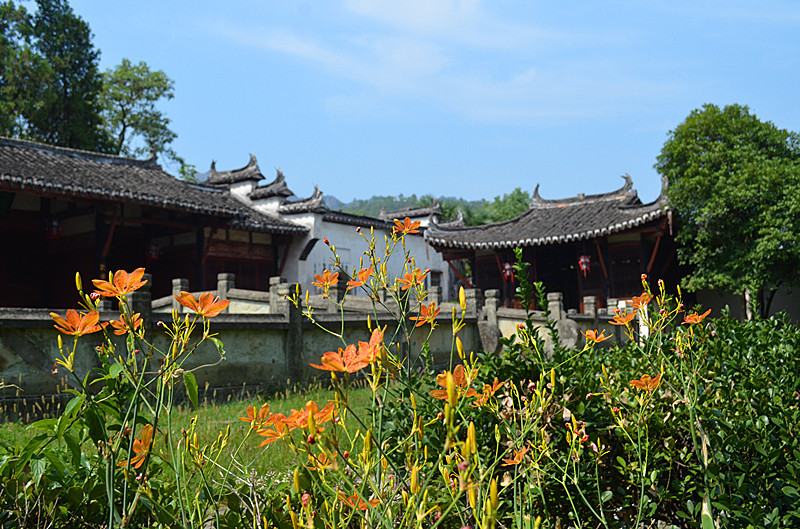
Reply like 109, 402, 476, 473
146, 243, 161, 264
45, 219, 62, 241
578, 255, 591, 277
502, 262, 514, 282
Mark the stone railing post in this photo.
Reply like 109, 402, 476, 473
428, 285, 441, 305
171, 278, 190, 313
583, 296, 597, 318
464, 288, 483, 318
217, 273, 235, 314
269, 276, 287, 314
130, 273, 153, 333
547, 292, 564, 320
484, 289, 499, 327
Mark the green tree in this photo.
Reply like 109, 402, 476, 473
25, 0, 112, 151
655, 103, 800, 317
0, 1, 51, 137
100, 58, 192, 175
487, 187, 530, 223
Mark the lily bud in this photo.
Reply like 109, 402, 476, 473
75, 272, 82, 293
446, 372, 457, 407
459, 286, 466, 311
467, 421, 477, 455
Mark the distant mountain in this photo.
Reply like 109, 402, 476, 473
322, 194, 344, 210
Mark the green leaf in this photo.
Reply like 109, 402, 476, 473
109, 362, 124, 378
29, 418, 57, 431
600, 490, 613, 503
782, 485, 799, 498
701, 494, 715, 529
210, 336, 226, 357
57, 394, 84, 439
184, 371, 199, 409
30, 456, 46, 487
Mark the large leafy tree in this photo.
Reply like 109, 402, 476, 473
655, 103, 800, 317
99, 58, 192, 176
26, 0, 112, 151
0, 1, 51, 138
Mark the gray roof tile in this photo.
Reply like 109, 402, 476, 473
0, 137, 306, 234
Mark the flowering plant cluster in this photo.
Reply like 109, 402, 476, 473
2, 219, 799, 528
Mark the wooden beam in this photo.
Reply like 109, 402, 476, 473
594, 239, 609, 279
101, 207, 120, 260
446, 259, 473, 289
646, 234, 663, 274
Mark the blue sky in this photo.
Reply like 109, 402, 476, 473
70, 0, 800, 204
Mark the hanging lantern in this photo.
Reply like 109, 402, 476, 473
578, 255, 591, 277
502, 262, 514, 282
45, 219, 62, 241
146, 243, 161, 264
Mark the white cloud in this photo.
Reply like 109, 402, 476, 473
208, 3, 693, 124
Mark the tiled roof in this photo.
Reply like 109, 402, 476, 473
278, 185, 327, 214
379, 199, 442, 221
250, 169, 294, 200
277, 185, 396, 229
425, 175, 667, 250
0, 137, 306, 234
207, 153, 264, 185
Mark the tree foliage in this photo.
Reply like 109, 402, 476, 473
1, 0, 191, 176
339, 188, 531, 226
3, 0, 112, 150
487, 187, 530, 223
100, 58, 192, 176
655, 103, 800, 316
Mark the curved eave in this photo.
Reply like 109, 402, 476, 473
0, 173, 308, 235
425, 208, 668, 250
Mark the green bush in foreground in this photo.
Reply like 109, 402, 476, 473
0, 227, 798, 528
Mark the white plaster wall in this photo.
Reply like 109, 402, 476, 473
283, 216, 451, 301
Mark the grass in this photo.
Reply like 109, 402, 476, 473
0, 380, 374, 476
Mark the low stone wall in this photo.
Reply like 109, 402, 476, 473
0, 278, 481, 400
2, 274, 629, 403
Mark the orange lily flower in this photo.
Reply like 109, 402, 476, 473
50, 309, 106, 336
338, 491, 380, 510
502, 446, 529, 466
312, 270, 339, 290
410, 302, 440, 327
470, 377, 505, 407
631, 293, 653, 310
630, 373, 662, 391
430, 364, 478, 400
239, 403, 271, 428
397, 268, 428, 291
175, 291, 231, 318
299, 400, 337, 428
308, 451, 335, 471
310, 343, 370, 373
117, 424, 154, 469
393, 217, 421, 235
582, 329, 610, 343
108, 312, 143, 336
610, 309, 637, 326
92, 268, 148, 298
257, 420, 291, 447
346, 266, 373, 290
683, 308, 711, 325
356, 327, 384, 363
